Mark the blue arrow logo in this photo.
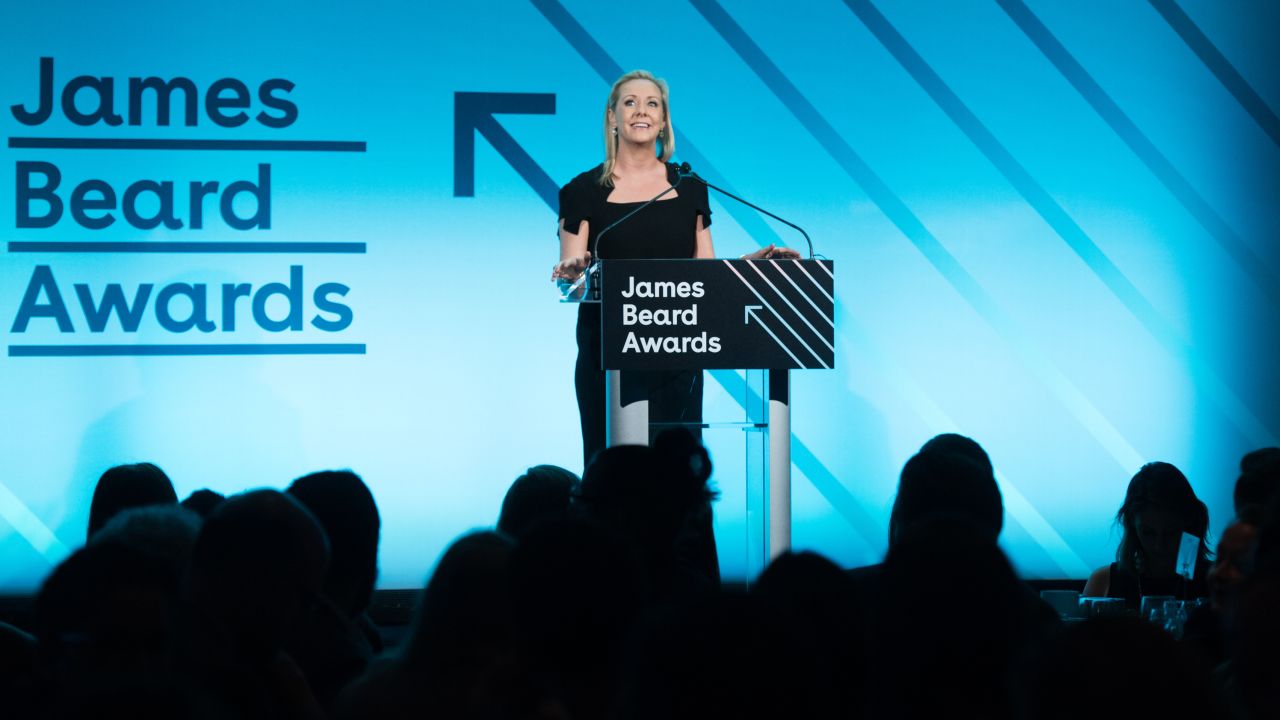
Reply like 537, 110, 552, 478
453, 92, 558, 207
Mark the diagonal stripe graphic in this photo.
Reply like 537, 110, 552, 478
0, 482, 69, 564
1147, 0, 1280, 148
529, 0, 880, 551
745, 309, 805, 367
791, 259, 835, 303
689, 0, 1163, 468
839, 0, 1275, 445
725, 260, 829, 367
536, 0, 1145, 571
745, 262, 835, 350
994, 0, 1280, 308
769, 261, 835, 328
835, 313, 1093, 577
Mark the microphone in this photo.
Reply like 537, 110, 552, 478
588, 163, 686, 299
679, 163, 814, 259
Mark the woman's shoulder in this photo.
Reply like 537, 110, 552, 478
1082, 564, 1112, 597
563, 164, 605, 192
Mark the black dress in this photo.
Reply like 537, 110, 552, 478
558, 163, 713, 468
1105, 561, 1209, 610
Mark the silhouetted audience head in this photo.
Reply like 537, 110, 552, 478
403, 531, 515, 678
287, 470, 380, 617
920, 432, 993, 473
580, 448, 686, 524
35, 538, 190, 717
186, 489, 329, 666
750, 551, 865, 718
87, 463, 177, 539
178, 488, 224, 519
497, 464, 580, 539
337, 531, 522, 720
581, 435, 721, 597
91, 505, 201, 581
1115, 462, 1209, 577
28, 433, 1265, 720
1235, 447, 1280, 523
888, 435, 1003, 547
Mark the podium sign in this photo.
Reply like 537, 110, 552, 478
601, 259, 835, 371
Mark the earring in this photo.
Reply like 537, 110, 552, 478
659, 129, 665, 139
612, 127, 618, 135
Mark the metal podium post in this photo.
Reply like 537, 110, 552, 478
605, 370, 649, 447
766, 369, 791, 561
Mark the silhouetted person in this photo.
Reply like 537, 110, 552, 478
0, 620, 37, 717
867, 516, 1047, 720
654, 428, 720, 585
848, 433, 1004, 588
508, 518, 645, 720
177, 489, 329, 720
91, 504, 202, 580
576, 432, 718, 603
751, 551, 866, 718
284, 470, 383, 707
497, 464, 580, 539
1234, 447, 1279, 522
86, 462, 177, 539
179, 488, 225, 519
337, 531, 523, 720
1084, 462, 1210, 607
33, 539, 195, 718
887, 440, 1003, 546
1218, 493, 1280, 719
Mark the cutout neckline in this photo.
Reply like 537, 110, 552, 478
605, 190, 680, 205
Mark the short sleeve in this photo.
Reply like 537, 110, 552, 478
558, 173, 592, 235
694, 179, 712, 229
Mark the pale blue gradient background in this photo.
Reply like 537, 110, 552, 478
1, 0, 1276, 590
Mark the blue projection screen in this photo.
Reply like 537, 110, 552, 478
2, 0, 1277, 590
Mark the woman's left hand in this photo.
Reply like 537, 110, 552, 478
741, 243, 802, 260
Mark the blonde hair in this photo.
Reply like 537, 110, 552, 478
599, 70, 675, 186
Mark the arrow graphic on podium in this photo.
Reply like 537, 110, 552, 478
743, 305, 806, 368
453, 92, 558, 207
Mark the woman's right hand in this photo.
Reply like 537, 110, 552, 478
551, 251, 592, 282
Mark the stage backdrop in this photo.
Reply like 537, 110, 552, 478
2, 0, 1277, 591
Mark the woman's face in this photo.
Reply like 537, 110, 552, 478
610, 79, 664, 146
1134, 506, 1185, 574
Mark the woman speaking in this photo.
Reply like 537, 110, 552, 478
552, 70, 797, 467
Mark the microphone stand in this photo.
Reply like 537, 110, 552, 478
680, 164, 814, 259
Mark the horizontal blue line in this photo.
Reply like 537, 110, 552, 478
8, 137, 366, 152
8, 241, 366, 254
9, 344, 366, 357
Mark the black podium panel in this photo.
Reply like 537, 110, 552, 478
601, 259, 835, 370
